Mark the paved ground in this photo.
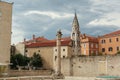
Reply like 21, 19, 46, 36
59, 76, 95, 80
0, 76, 96, 80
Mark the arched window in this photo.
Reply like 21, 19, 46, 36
108, 47, 113, 52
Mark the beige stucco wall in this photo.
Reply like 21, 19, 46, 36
26, 47, 54, 69
0, 1, 12, 64
53, 46, 72, 58
15, 43, 25, 55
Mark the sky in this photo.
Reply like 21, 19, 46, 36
4, 0, 120, 44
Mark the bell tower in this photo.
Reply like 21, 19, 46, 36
71, 12, 81, 56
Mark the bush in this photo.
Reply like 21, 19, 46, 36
10, 53, 30, 69
117, 51, 120, 55
30, 53, 43, 69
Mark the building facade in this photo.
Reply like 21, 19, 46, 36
0, 1, 13, 65
99, 30, 120, 55
81, 34, 99, 55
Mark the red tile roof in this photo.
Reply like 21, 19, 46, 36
26, 39, 71, 48
81, 34, 98, 43
23, 36, 48, 45
102, 30, 120, 37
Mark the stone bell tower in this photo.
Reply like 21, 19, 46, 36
53, 30, 64, 79
71, 12, 81, 56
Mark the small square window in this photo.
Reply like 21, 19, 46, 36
63, 49, 65, 51
117, 46, 119, 51
55, 49, 57, 51
116, 38, 119, 42
102, 48, 105, 52
25, 50, 28, 52
109, 39, 112, 43
38, 50, 40, 52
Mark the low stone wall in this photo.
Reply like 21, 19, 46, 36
61, 56, 120, 77
8, 70, 52, 77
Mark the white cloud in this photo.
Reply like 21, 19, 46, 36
12, 16, 25, 44
24, 10, 73, 19
62, 29, 71, 35
88, 12, 120, 27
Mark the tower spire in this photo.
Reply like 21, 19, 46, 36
73, 10, 79, 28
71, 11, 81, 56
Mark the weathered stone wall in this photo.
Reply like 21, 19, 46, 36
8, 70, 51, 77
61, 56, 120, 77
0, 1, 12, 64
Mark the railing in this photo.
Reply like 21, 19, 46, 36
0, 76, 54, 80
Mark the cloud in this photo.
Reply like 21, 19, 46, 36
8, 0, 120, 44
24, 10, 73, 19
87, 12, 120, 27
62, 29, 71, 35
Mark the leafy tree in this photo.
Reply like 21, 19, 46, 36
10, 53, 30, 69
30, 53, 43, 68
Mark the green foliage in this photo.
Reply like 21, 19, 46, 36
98, 52, 103, 56
30, 53, 43, 68
116, 51, 120, 55
90, 53, 96, 56
10, 53, 43, 70
10, 53, 30, 69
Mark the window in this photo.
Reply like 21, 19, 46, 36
38, 50, 40, 52
104, 40, 106, 43
84, 43, 86, 48
116, 38, 119, 42
117, 46, 119, 51
55, 56, 57, 61
101, 40, 106, 44
55, 49, 57, 52
109, 39, 112, 43
25, 50, 28, 52
101, 40, 104, 43
108, 47, 113, 52
63, 49, 65, 51
102, 48, 105, 52
96, 44, 98, 48
91, 43, 93, 48
63, 56, 65, 58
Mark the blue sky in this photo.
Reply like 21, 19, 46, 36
5, 0, 120, 44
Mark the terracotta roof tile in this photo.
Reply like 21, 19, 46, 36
102, 30, 120, 37
26, 39, 71, 48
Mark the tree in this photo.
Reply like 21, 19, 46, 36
10, 53, 30, 69
30, 53, 43, 69
117, 51, 120, 55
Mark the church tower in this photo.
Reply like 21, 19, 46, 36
71, 12, 81, 56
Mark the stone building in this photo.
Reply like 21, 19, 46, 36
25, 37, 71, 69
71, 12, 81, 56
0, 1, 13, 65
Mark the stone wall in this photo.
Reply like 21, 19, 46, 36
0, 1, 12, 64
8, 70, 51, 77
61, 56, 120, 77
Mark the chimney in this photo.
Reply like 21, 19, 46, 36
24, 38, 26, 42
33, 34, 35, 40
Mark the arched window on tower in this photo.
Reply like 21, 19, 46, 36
72, 33, 75, 37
